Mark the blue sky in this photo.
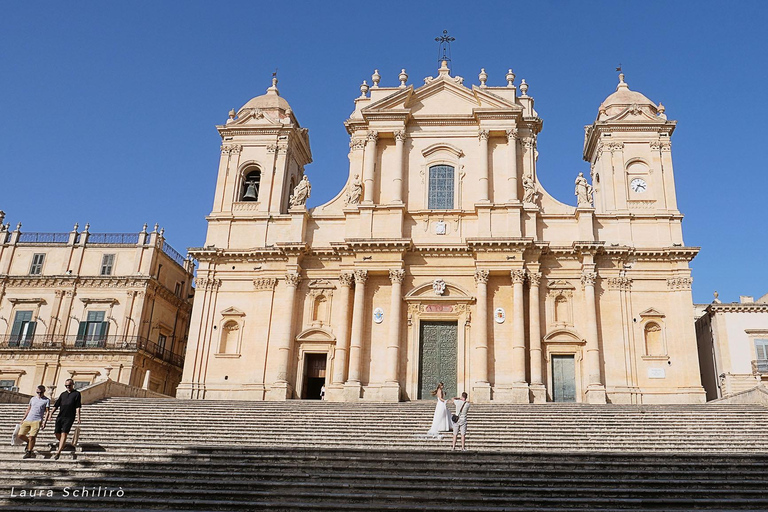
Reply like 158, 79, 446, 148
1, 1, 766, 304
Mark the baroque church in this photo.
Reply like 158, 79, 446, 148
178, 60, 705, 404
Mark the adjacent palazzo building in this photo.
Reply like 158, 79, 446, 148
0, 215, 195, 396
180, 62, 705, 404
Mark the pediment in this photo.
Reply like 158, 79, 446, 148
543, 328, 585, 344
639, 308, 665, 318
296, 327, 335, 342
362, 76, 518, 118
220, 306, 246, 317
547, 280, 575, 290
405, 280, 473, 300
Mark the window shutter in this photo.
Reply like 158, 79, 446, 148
100, 321, 110, 337
76, 321, 87, 345
756, 340, 768, 360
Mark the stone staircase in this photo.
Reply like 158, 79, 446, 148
1, 398, 767, 510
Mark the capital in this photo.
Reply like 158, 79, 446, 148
474, 269, 490, 285
366, 131, 379, 142
478, 130, 490, 141
528, 271, 542, 287
394, 130, 407, 142
339, 272, 355, 287
389, 269, 405, 284
511, 269, 526, 284
285, 272, 301, 287
581, 271, 597, 287
505, 128, 518, 141
354, 269, 368, 284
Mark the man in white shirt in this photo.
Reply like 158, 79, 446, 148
451, 392, 470, 451
18, 385, 50, 459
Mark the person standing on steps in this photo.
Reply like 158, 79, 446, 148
18, 385, 50, 459
46, 379, 82, 460
450, 392, 470, 451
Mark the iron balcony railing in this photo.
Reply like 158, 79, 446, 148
17, 232, 71, 244
752, 359, 768, 374
87, 233, 141, 245
162, 240, 185, 267
0, 334, 183, 367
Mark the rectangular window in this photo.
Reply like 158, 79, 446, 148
756, 339, 768, 361
0, 379, 16, 391
158, 334, 167, 356
428, 165, 455, 210
10, 310, 36, 347
29, 253, 45, 275
174, 282, 182, 298
100, 254, 115, 276
76, 311, 108, 347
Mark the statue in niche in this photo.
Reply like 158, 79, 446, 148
289, 175, 311, 208
522, 173, 536, 204
345, 174, 363, 205
574, 172, 594, 207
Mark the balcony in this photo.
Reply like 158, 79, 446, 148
752, 359, 768, 374
0, 334, 184, 367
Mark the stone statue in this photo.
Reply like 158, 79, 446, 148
345, 174, 363, 205
575, 172, 594, 207
289, 175, 311, 208
522, 173, 536, 204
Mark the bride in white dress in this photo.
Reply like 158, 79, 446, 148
427, 382, 453, 437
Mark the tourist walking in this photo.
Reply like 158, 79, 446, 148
426, 382, 453, 437
451, 392, 470, 451
18, 385, 50, 459
46, 379, 82, 460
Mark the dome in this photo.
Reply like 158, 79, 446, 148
598, 73, 658, 119
237, 77, 292, 114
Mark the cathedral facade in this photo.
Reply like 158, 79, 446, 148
178, 62, 705, 404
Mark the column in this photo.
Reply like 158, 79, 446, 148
392, 131, 406, 204
362, 131, 378, 204
331, 272, 354, 386
506, 129, 519, 202
472, 269, 491, 401
528, 271, 546, 402
271, 272, 300, 397
511, 269, 530, 402
382, 269, 405, 401
582, 268, 607, 403
344, 269, 367, 400
478, 130, 490, 202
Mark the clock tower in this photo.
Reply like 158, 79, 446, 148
583, 73, 682, 244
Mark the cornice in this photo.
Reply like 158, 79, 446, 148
707, 303, 768, 314
466, 238, 534, 251
344, 238, 413, 252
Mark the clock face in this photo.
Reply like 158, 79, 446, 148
630, 178, 647, 193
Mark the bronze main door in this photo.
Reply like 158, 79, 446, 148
418, 321, 458, 400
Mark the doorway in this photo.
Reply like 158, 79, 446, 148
418, 321, 458, 400
552, 354, 576, 402
302, 353, 327, 400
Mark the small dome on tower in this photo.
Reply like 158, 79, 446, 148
598, 73, 658, 119
238, 76, 292, 114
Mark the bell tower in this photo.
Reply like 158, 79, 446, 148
583, 73, 679, 219
205, 77, 312, 249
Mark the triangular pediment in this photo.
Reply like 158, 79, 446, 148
639, 307, 665, 318
220, 306, 246, 317
362, 76, 519, 118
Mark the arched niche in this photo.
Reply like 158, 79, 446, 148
638, 308, 668, 359
215, 306, 245, 358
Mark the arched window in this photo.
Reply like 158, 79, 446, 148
428, 165, 454, 209
644, 322, 663, 356
241, 169, 261, 201
220, 320, 240, 354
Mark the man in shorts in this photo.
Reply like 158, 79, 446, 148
451, 392, 471, 451
18, 385, 50, 459
46, 379, 82, 460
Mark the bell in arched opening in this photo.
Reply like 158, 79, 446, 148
241, 170, 261, 201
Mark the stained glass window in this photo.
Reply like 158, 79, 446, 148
428, 165, 454, 209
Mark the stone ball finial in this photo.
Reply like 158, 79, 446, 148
153, 223, 159, 233
141, 223, 148, 233
506, 69, 515, 87
519, 79, 528, 96
398, 69, 408, 88
159, 227, 165, 236
83, 223, 90, 232
72, 223, 79, 232
15, 222, 22, 231
360, 80, 369, 98
371, 69, 380, 88
478, 68, 488, 88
